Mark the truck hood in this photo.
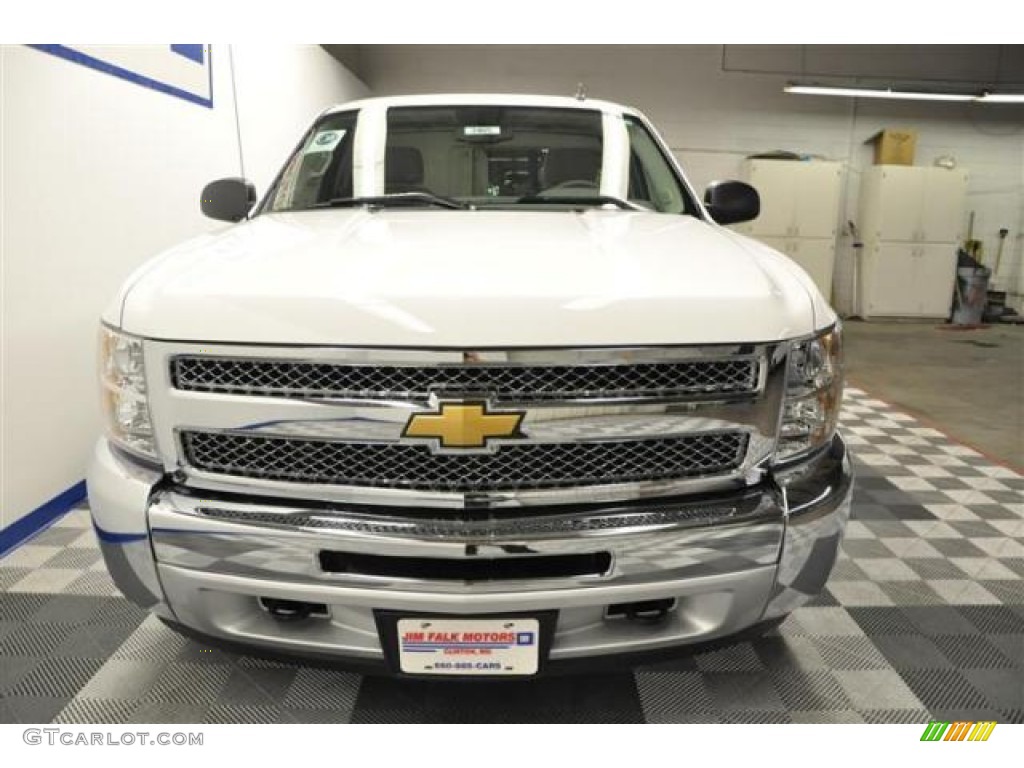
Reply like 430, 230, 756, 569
118, 209, 828, 346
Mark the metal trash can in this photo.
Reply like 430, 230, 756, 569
952, 267, 991, 325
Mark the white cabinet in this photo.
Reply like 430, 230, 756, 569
735, 160, 844, 299
857, 166, 967, 319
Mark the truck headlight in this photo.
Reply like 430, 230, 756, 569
775, 324, 843, 463
99, 326, 157, 460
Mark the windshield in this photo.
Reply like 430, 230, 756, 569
263, 104, 698, 214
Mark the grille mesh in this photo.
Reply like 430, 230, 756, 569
171, 356, 759, 402
182, 431, 748, 492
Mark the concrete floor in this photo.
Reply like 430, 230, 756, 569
843, 319, 1024, 470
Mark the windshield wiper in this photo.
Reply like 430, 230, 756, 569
310, 192, 467, 211
515, 194, 642, 211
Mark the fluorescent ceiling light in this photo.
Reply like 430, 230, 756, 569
785, 85, 974, 102
977, 92, 1024, 103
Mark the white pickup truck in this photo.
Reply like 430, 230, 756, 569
89, 94, 851, 677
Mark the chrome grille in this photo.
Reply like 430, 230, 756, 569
181, 431, 749, 492
171, 356, 759, 402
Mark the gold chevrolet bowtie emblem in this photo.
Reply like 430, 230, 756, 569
403, 402, 525, 449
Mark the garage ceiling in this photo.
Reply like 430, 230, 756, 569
325, 45, 1024, 90
721, 44, 1024, 85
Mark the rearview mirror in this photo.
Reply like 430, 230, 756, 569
703, 180, 760, 225
201, 177, 257, 222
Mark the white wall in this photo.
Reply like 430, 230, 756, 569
359, 45, 1024, 302
0, 45, 367, 534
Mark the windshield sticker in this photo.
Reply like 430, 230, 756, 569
463, 125, 501, 137
306, 129, 347, 153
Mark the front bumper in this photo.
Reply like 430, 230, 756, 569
87, 435, 852, 672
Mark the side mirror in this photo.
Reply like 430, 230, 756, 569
201, 177, 257, 222
703, 180, 760, 225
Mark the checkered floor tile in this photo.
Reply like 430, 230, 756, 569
1, 388, 1021, 723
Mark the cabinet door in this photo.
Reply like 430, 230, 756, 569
915, 243, 958, 317
793, 164, 843, 239
920, 168, 968, 244
788, 239, 836, 300
861, 243, 918, 317
869, 167, 923, 242
742, 161, 797, 237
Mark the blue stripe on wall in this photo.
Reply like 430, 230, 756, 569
0, 480, 88, 558
27, 44, 213, 109
170, 44, 205, 65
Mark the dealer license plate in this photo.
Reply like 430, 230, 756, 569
397, 618, 540, 676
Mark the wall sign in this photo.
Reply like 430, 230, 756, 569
28, 44, 214, 108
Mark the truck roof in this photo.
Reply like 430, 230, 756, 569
321, 93, 642, 118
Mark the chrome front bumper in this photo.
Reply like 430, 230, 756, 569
87, 435, 852, 670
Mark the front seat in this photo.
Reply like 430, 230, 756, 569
385, 146, 425, 193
